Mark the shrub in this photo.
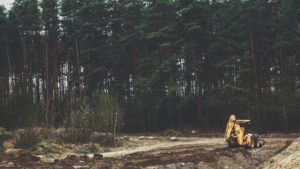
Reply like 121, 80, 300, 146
15, 128, 40, 149
0, 134, 5, 152
89, 93, 124, 133
90, 132, 114, 146
66, 92, 123, 144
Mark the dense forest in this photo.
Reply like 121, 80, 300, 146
0, 0, 299, 133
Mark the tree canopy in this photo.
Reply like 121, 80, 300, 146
0, 0, 299, 132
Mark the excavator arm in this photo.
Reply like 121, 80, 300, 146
224, 114, 245, 146
224, 114, 264, 148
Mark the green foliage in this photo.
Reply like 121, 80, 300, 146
90, 92, 124, 132
15, 129, 40, 149
0, 0, 300, 133
36, 140, 67, 154
0, 133, 7, 152
67, 92, 123, 142
167, 84, 180, 94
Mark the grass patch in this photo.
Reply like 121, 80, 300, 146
33, 140, 71, 161
36, 140, 67, 154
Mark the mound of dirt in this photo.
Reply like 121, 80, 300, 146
110, 145, 258, 169
0, 148, 40, 166
263, 137, 300, 169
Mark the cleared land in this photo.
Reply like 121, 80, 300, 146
0, 134, 298, 169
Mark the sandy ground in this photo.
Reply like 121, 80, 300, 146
262, 137, 300, 169
99, 137, 224, 158
0, 135, 296, 169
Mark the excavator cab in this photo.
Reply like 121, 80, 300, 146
224, 114, 264, 148
238, 120, 251, 134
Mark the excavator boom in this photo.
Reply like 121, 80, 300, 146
224, 114, 245, 146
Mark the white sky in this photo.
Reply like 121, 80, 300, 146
0, 0, 14, 9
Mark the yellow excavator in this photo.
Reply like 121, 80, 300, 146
224, 114, 264, 148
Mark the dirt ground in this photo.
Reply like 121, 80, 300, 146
0, 134, 296, 169
262, 137, 300, 169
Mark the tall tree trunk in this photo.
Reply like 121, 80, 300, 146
75, 38, 80, 94
45, 38, 50, 128
21, 38, 29, 99
185, 54, 191, 95
36, 73, 40, 104
279, 50, 288, 132
249, 27, 258, 96
53, 39, 57, 102
28, 39, 33, 103
6, 46, 12, 75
